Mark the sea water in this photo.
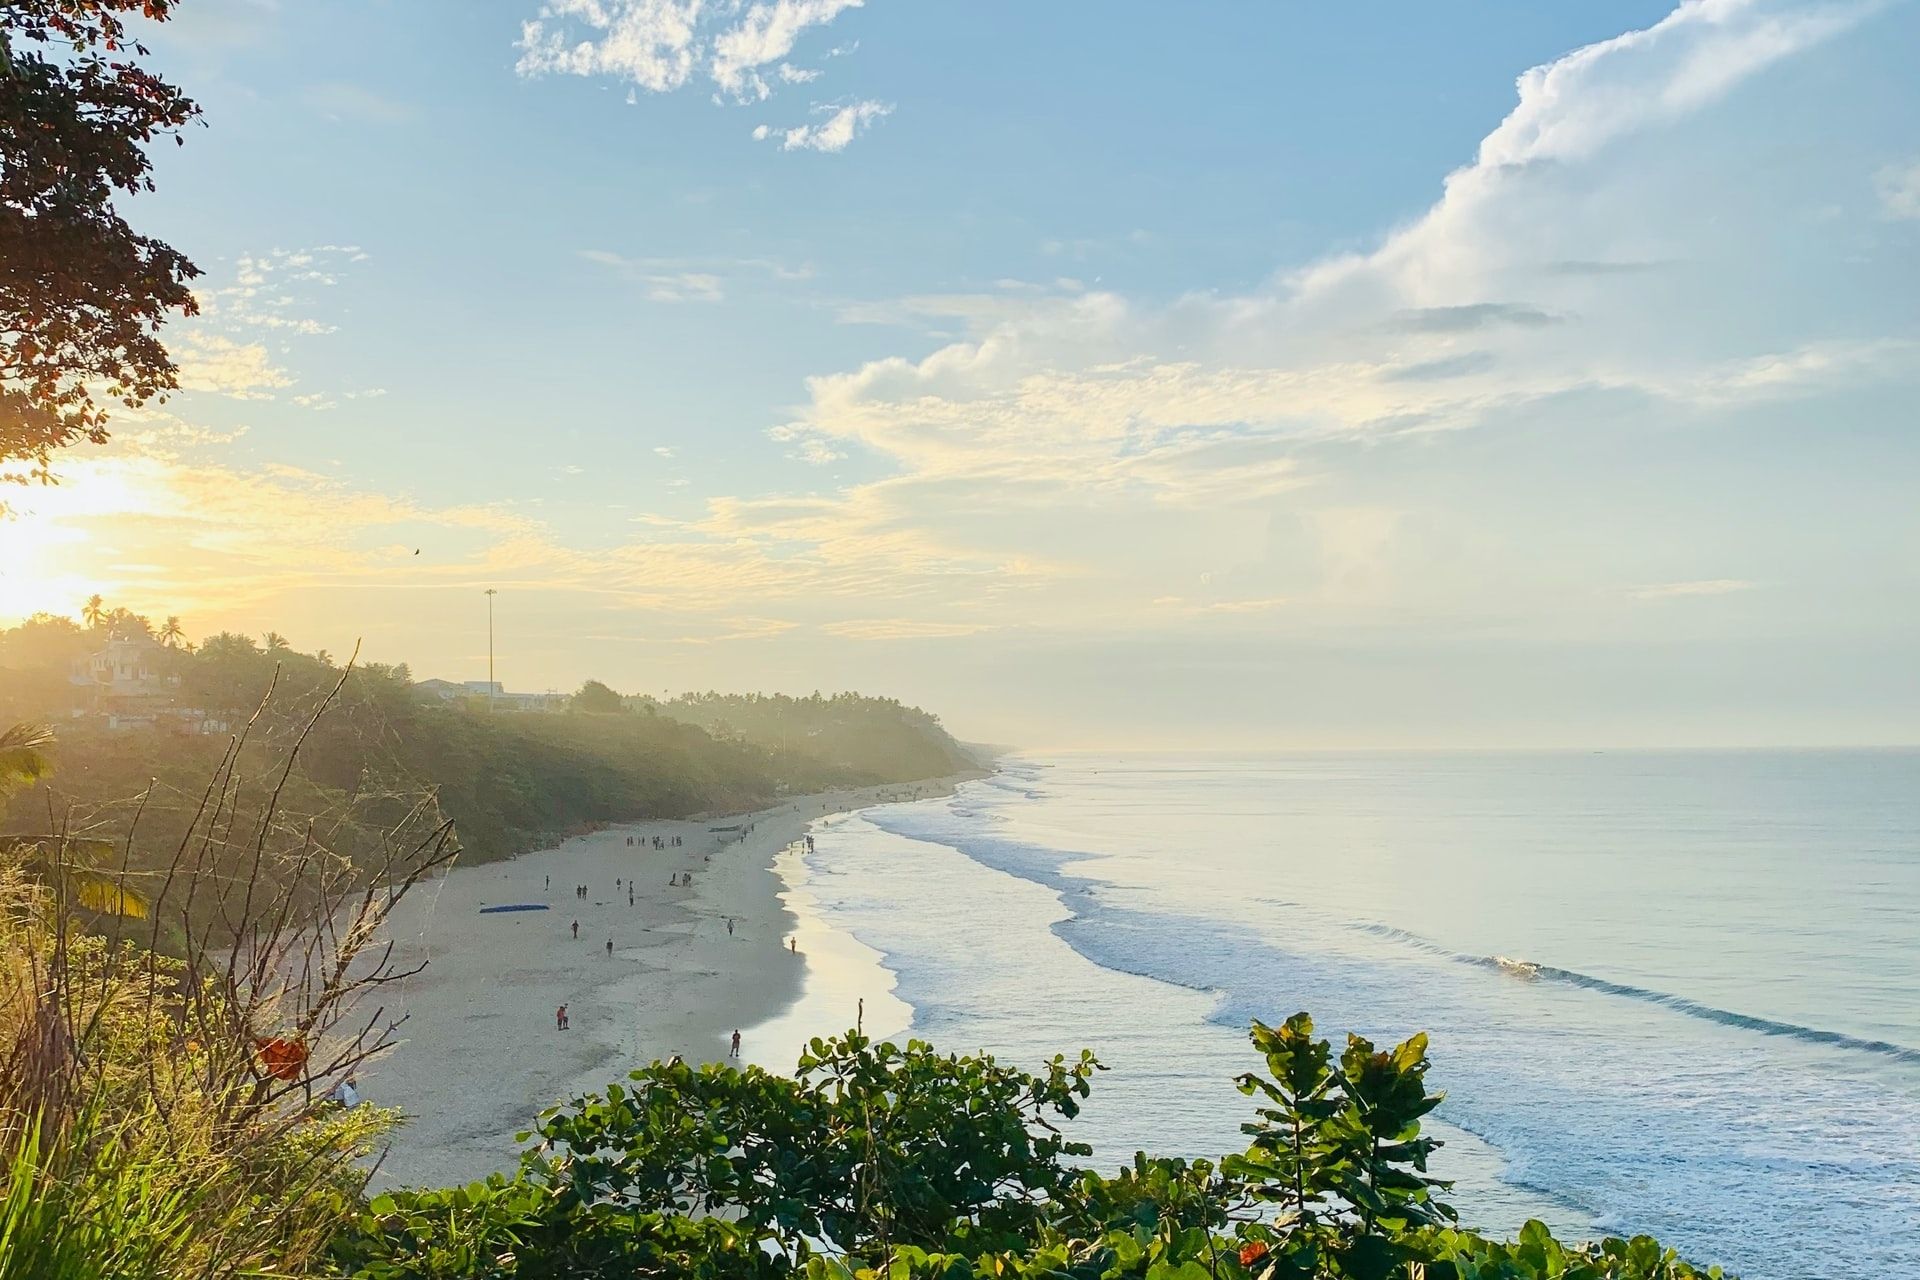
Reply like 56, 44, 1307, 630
759, 752, 1920, 1279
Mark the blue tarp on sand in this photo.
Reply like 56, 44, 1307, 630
478, 904, 550, 914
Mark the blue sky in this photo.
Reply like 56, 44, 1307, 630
3, 0, 1917, 747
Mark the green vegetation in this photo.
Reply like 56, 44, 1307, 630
331, 1019, 1727, 1280
0, 607, 977, 866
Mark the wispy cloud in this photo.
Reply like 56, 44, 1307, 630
174, 335, 293, 399
753, 98, 890, 152
579, 249, 811, 301
821, 618, 993, 640
1876, 159, 1920, 220
1391, 303, 1560, 333
1626, 579, 1757, 600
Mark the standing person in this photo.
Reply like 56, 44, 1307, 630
555, 1005, 567, 1031
789, 937, 797, 953
730, 1029, 741, 1058
545, 874, 549, 889
629, 888, 635, 906
727, 917, 734, 936
571, 919, 579, 940
605, 936, 613, 957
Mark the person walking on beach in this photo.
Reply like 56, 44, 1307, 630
571, 919, 579, 940
730, 1029, 741, 1058
629, 888, 635, 906
789, 937, 797, 953
605, 936, 613, 957
544, 874, 549, 889
556, 1005, 568, 1031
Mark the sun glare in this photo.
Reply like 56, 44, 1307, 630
0, 478, 107, 624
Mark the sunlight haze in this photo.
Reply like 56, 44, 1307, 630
2, 0, 1916, 748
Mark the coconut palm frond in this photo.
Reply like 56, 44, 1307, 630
0, 832, 152, 920
0, 723, 55, 797
63, 868, 152, 920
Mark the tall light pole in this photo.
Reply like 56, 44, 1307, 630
485, 588, 498, 711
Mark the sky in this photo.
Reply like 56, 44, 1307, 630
1, 0, 1916, 749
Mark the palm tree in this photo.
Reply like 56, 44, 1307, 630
158, 615, 186, 648
0, 723, 149, 920
81, 594, 105, 629
263, 631, 290, 653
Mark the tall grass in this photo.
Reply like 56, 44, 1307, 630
0, 658, 457, 1277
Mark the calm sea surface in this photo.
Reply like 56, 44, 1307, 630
763, 752, 1920, 1279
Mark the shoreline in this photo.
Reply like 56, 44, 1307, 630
740, 807, 922, 1068
361, 774, 976, 1191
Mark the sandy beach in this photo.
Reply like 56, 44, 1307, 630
360, 777, 969, 1190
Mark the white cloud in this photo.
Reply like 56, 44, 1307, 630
1876, 159, 1920, 219
761, 98, 890, 152
710, 1, 864, 100
764, 0, 1888, 502
580, 249, 814, 302
518, 0, 879, 145
192, 246, 361, 343
175, 336, 294, 399
516, 1, 704, 93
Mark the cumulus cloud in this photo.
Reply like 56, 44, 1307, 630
698, 0, 1906, 641
516, 0, 704, 92
517, 0, 881, 146
768, 0, 1890, 497
710, 0, 864, 100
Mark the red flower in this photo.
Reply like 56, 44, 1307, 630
1239, 1241, 1270, 1267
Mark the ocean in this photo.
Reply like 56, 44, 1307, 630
756, 752, 1920, 1279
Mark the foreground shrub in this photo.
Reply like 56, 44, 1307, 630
333, 1018, 1728, 1280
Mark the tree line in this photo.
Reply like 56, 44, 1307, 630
0, 605, 979, 870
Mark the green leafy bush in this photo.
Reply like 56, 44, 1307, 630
332, 1020, 1729, 1280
